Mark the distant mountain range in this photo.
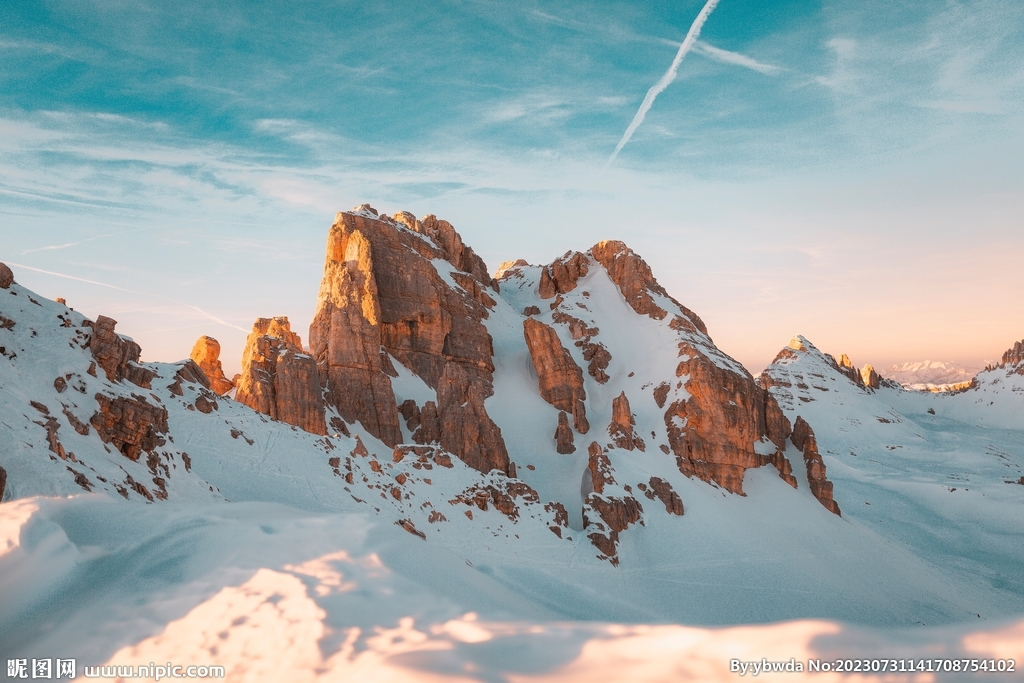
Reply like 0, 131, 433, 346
885, 360, 985, 392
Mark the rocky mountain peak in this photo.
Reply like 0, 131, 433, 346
308, 208, 508, 473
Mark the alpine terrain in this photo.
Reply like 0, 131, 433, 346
1, 207, 1022, 681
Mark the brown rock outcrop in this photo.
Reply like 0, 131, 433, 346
666, 342, 795, 495
860, 365, 880, 389
495, 259, 529, 279
33, 408, 69, 461
189, 336, 234, 395
0, 262, 13, 289
399, 399, 421, 431
835, 354, 863, 386
586, 441, 614, 493
90, 393, 169, 462
643, 477, 684, 515
608, 391, 644, 451
554, 411, 575, 453
167, 360, 210, 396
998, 340, 1024, 369
762, 389, 792, 450
577, 444, 642, 564
538, 251, 589, 299
436, 362, 510, 473
0, 464, 6, 501
235, 317, 326, 435
589, 241, 707, 334
86, 316, 156, 387
983, 340, 1024, 378
449, 479, 541, 522
791, 417, 841, 516
523, 318, 589, 433
550, 310, 611, 384
309, 220, 402, 445
394, 212, 495, 289
413, 400, 442, 444
310, 209, 508, 473
584, 494, 642, 563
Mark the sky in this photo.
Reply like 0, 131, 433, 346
2, 0, 1022, 377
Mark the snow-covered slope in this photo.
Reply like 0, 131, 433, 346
761, 336, 1024, 613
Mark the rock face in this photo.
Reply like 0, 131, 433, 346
90, 393, 169, 462
666, 343, 796, 495
586, 441, 614, 494
791, 417, 841, 516
582, 442, 643, 565
190, 336, 235, 395
523, 318, 589, 433
836, 354, 862, 385
538, 251, 590, 299
985, 340, 1024, 375
590, 241, 707, 333
0, 262, 13, 289
554, 411, 575, 454
235, 317, 326, 435
643, 477, 684, 516
0, 464, 6, 500
608, 391, 644, 451
309, 207, 509, 473
86, 316, 156, 387
860, 365, 880, 389
495, 259, 529, 280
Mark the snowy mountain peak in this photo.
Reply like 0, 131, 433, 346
885, 359, 981, 392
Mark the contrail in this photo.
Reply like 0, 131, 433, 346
605, 0, 721, 168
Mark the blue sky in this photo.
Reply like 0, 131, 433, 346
2, 0, 1022, 374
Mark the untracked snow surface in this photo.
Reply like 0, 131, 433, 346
2, 276, 1023, 681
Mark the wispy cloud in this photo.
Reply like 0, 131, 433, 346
528, 9, 679, 49
8, 262, 249, 332
605, 0, 721, 168
22, 231, 124, 255
693, 41, 782, 75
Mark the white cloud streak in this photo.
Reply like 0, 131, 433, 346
605, 0, 721, 168
7, 262, 249, 333
693, 41, 782, 75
